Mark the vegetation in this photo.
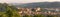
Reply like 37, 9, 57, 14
33, 14, 45, 17
0, 3, 20, 17
0, 3, 58, 17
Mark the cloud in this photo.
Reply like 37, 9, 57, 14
0, 0, 60, 3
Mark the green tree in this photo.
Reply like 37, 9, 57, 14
47, 15, 53, 17
23, 14, 33, 17
0, 3, 21, 17
33, 14, 45, 17
5, 6, 20, 17
0, 12, 7, 17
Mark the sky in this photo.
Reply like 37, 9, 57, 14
0, 0, 60, 3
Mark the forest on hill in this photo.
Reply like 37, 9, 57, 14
14, 2, 60, 8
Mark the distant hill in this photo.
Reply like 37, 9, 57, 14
14, 2, 60, 8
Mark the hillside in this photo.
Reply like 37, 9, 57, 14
13, 2, 60, 8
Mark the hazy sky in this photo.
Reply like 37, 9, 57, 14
0, 0, 60, 3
